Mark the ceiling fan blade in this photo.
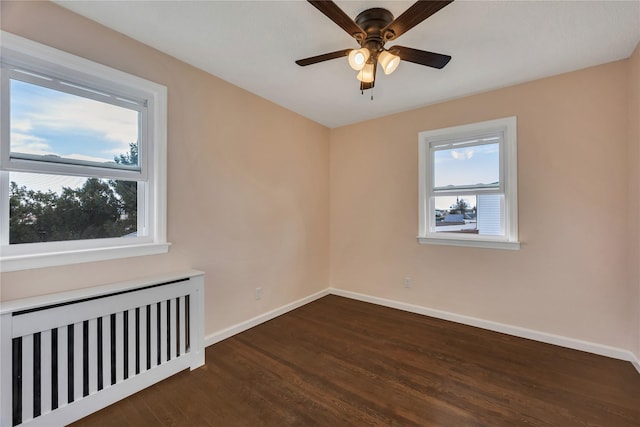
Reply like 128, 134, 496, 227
383, 1, 453, 41
308, 0, 366, 40
295, 49, 351, 66
391, 46, 451, 69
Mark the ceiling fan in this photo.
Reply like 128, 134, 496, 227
296, 0, 453, 92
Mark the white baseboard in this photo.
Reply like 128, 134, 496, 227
204, 289, 330, 347
632, 352, 640, 374
203, 286, 640, 375
329, 288, 640, 368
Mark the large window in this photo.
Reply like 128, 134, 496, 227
418, 117, 519, 250
1, 32, 168, 271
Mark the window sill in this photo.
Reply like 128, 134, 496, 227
0, 242, 171, 272
417, 236, 520, 250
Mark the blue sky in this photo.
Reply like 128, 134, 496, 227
434, 143, 499, 188
433, 143, 500, 210
10, 79, 139, 193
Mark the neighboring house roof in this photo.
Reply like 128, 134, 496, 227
444, 214, 464, 223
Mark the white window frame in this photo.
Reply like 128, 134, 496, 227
0, 32, 169, 271
418, 116, 519, 250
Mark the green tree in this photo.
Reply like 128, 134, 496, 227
9, 178, 128, 243
114, 142, 138, 167
450, 197, 469, 215
9, 182, 59, 244
9, 143, 140, 244
111, 142, 138, 234
56, 178, 123, 240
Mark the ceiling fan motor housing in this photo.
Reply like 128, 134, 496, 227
355, 8, 395, 59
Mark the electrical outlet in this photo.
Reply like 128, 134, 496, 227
255, 287, 262, 300
404, 277, 412, 288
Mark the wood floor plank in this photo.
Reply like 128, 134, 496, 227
72, 295, 640, 426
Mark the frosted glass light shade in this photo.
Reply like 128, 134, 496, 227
378, 50, 400, 75
348, 48, 370, 71
356, 62, 375, 83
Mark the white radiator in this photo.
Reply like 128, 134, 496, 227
0, 270, 205, 426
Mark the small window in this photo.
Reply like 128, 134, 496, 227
1, 32, 169, 271
418, 117, 519, 250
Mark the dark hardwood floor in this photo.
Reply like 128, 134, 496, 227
72, 295, 640, 426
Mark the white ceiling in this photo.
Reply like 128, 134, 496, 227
55, 0, 640, 128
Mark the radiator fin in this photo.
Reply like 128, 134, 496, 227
8, 294, 194, 426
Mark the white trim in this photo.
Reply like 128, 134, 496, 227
418, 117, 519, 249
0, 269, 203, 315
151, 88, 168, 243
201, 286, 639, 376
417, 236, 521, 250
0, 31, 155, 104
0, 242, 170, 272
204, 289, 330, 347
328, 287, 639, 366
0, 31, 169, 271
0, 172, 8, 246
632, 352, 640, 374
504, 117, 519, 241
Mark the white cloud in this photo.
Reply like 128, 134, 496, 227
27, 96, 138, 145
11, 119, 33, 133
12, 82, 138, 160
11, 132, 123, 165
10, 132, 53, 155
451, 149, 474, 160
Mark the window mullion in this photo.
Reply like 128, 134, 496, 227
5, 158, 143, 181
0, 171, 9, 246
433, 186, 501, 194
137, 181, 146, 238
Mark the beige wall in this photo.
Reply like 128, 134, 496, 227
0, 1, 330, 337
1, 1, 638, 357
330, 59, 634, 350
629, 43, 640, 358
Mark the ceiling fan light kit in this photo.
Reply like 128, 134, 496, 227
378, 50, 400, 75
356, 62, 375, 83
348, 48, 370, 70
296, 0, 454, 94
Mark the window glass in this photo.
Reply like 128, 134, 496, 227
10, 78, 140, 169
434, 195, 477, 233
432, 142, 499, 189
9, 171, 138, 244
433, 194, 504, 236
